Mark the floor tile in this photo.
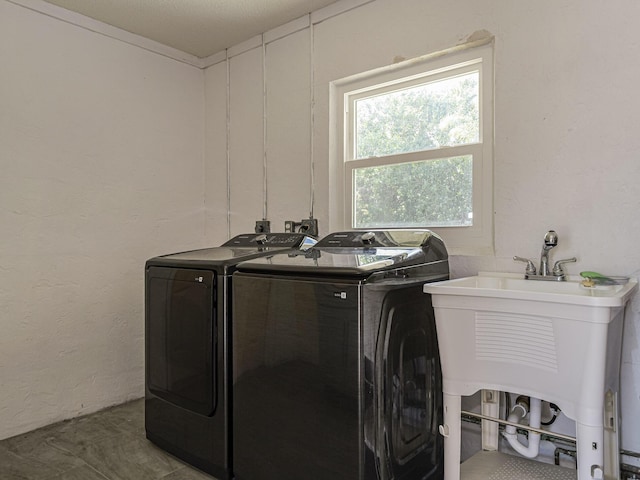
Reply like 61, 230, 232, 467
47, 464, 110, 480
0, 443, 61, 480
161, 466, 217, 480
0, 399, 219, 480
45, 413, 139, 457
69, 434, 186, 480
2, 425, 87, 474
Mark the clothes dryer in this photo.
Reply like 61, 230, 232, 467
144, 233, 315, 479
232, 230, 449, 480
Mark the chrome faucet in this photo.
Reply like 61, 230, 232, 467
514, 230, 576, 281
539, 230, 558, 276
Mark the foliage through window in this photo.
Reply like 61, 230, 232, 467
355, 72, 479, 159
333, 43, 494, 253
353, 155, 472, 228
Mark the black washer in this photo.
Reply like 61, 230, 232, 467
232, 230, 449, 480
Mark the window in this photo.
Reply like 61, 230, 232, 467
330, 42, 494, 254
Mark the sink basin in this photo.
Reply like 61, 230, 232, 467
423, 272, 638, 480
422, 271, 638, 404
428, 272, 637, 307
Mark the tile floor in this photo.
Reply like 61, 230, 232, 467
0, 399, 215, 480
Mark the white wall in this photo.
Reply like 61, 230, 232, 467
204, 29, 314, 238
204, 62, 230, 243
0, 1, 205, 440
204, 0, 640, 459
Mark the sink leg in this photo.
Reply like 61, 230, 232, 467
442, 393, 462, 480
481, 389, 500, 451
576, 422, 605, 479
603, 390, 620, 479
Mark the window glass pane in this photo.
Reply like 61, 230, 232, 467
355, 72, 479, 159
353, 155, 472, 228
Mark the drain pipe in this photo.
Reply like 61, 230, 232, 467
503, 396, 542, 458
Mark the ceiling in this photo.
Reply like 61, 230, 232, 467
39, 0, 341, 58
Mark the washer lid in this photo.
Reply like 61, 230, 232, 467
236, 230, 448, 278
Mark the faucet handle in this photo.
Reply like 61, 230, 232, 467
514, 256, 537, 275
552, 257, 577, 276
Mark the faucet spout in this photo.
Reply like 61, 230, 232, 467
515, 230, 574, 281
539, 230, 558, 276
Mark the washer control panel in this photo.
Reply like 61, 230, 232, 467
316, 230, 432, 248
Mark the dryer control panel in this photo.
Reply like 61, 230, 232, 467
221, 233, 315, 248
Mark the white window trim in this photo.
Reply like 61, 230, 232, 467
329, 40, 494, 255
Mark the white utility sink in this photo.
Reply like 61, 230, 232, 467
423, 272, 637, 480
432, 272, 637, 307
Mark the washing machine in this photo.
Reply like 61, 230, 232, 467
231, 230, 449, 480
144, 232, 316, 479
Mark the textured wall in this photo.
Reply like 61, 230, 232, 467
0, 0, 205, 440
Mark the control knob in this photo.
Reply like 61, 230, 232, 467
255, 234, 268, 245
361, 232, 376, 244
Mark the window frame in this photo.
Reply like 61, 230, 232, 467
330, 41, 494, 255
